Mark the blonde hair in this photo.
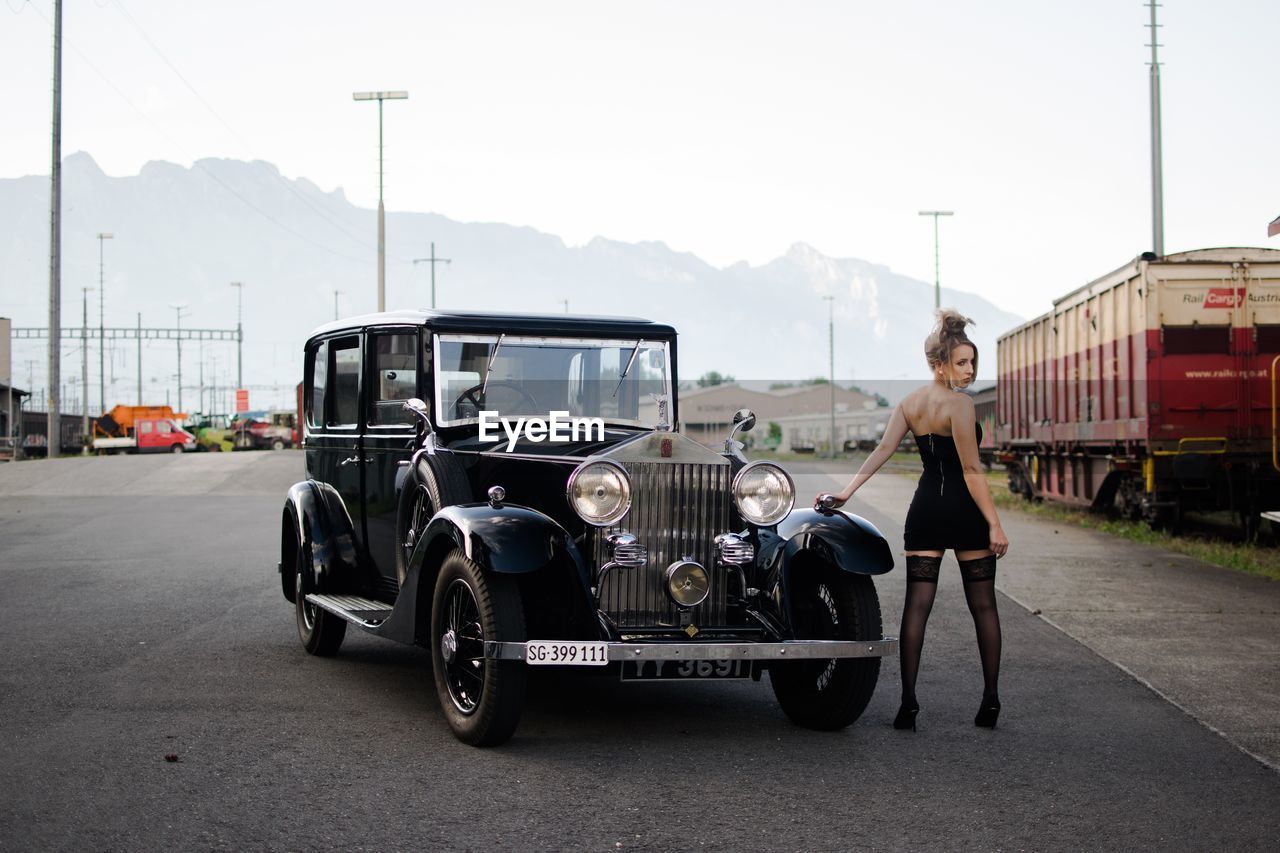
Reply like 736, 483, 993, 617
925, 308, 978, 373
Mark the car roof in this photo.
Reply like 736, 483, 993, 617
307, 309, 678, 341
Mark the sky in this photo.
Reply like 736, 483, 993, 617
2, 0, 1277, 323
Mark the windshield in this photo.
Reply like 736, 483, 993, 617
434, 334, 671, 427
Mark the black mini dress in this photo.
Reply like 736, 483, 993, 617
903, 424, 990, 551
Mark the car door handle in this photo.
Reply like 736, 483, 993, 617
340, 455, 372, 466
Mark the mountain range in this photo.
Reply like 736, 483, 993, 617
0, 153, 1022, 409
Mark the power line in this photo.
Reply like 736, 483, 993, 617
110, 0, 382, 256
24, 2, 375, 266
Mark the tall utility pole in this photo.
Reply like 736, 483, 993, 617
230, 281, 243, 390
352, 90, 409, 312
333, 290, 342, 320
824, 295, 835, 458
412, 243, 452, 309
136, 313, 142, 404
918, 210, 954, 310
96, 232, 112, 414
47, 0, 64, 456
81, 287, 92, 441
170, 304, 188, 412
1146, 1, 1165, 257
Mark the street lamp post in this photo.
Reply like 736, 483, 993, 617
918, 210, 954, 310
333, 290, 343, 321
81, 286, 93, 445
353, 90, 409, 313
230, 281, 243, 391
824, 296, 835, 458
170, 304, 188, 412
96, 232, 112, 415
412, 243, 452, 309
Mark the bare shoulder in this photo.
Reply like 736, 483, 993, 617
898, 386, 928, 422
949, 392, 976, 416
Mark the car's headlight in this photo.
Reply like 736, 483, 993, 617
732, 461, 795, 526
567, 460, 632, 526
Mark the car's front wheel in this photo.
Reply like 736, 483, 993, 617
430, 550, 527, 746
769, 565, 882, 731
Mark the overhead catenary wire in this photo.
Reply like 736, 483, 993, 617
109, 0, 385, 257
24, 1, 376, 266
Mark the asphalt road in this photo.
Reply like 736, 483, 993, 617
1, 453, 1277, 851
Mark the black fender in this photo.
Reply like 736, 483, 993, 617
372, 501, 594, 646
774, 507, 894, 575
763, 507, 894, 633
280, 480, 362, 603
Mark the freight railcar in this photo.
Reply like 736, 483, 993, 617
970, 384, 997, 468
996, 247, 1280, 534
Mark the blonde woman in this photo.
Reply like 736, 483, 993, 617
819, 309, 1008, 730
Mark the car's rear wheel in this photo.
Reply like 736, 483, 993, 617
430, 550, 527, 746
769, 566, 882, 731
271, 438, 286, 451
295, 537, 347, 656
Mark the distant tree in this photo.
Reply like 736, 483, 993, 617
768, 382, 796, 391
805, 376, 829, 385
697, 371, 735, 388
767, 421, 782, 442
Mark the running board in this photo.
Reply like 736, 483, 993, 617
305, 594, 394, 628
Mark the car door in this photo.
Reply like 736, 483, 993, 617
304, 334, 368, 560
362, 327, 423, 590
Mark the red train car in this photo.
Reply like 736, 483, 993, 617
996, 247, 1280, 533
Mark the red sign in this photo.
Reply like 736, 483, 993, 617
1204, 288, 1244, 309
235, 389, 250, 413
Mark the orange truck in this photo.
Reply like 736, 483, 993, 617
91, 405, 197, 454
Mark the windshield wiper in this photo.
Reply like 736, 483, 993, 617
612, 339, 645, 398
480, 333, 505, 398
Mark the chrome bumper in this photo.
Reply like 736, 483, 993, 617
485, 638, 898, 662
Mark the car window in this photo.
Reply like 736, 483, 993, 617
308, 341, 328, 428
368, 331, 419, 427
434, 334, 671, 426
328, 337, 361, 428
139, 421, 153, 434
158, 420, 172, 434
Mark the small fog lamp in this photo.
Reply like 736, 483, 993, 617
664, 560, 710, 608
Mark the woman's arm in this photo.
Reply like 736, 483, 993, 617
951, 398, 1009, 557
819, 404, 910, 508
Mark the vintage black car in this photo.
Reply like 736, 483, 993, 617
280, 310, 897, 745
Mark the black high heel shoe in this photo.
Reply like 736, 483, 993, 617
893, 699, 920, 731
974, 694, 1001, 728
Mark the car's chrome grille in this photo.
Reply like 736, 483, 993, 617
593, 460, 732, 627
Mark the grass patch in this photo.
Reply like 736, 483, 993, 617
991, 481, 1280, 583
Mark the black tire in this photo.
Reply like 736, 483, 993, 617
394, 452, 470, 586
271, 438, 286, 451
295, 537, 347, 656
769, 567, 883, 731
170, 444, 184, 454
430, 550, 527, 746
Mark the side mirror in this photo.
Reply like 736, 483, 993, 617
725, 408, 756, 457
402, 398, 432, 430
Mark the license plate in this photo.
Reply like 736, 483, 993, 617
620, 659, 754, 682
524, 641, 609, 666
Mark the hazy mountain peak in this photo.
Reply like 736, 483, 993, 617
1, 154, 1024, 405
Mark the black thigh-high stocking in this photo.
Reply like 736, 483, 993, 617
959, 559, 1001, 699
900, 556, 942, 703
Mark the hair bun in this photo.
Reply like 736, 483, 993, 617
936, 308, 975, 339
